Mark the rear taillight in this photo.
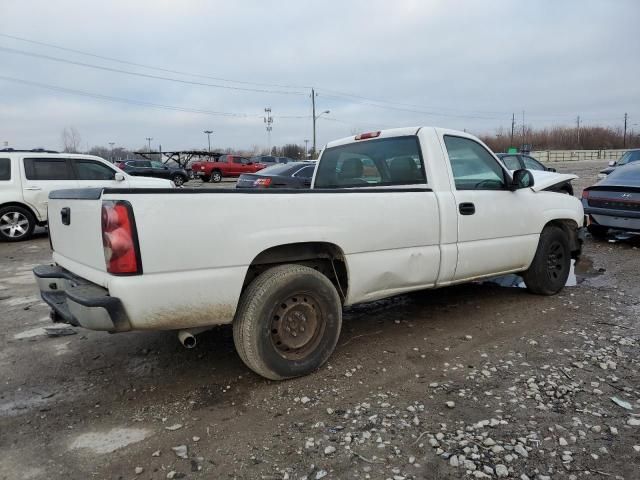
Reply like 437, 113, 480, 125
101, 201, 142, 275
253, 178, 272, 187
355, 131, 381, 140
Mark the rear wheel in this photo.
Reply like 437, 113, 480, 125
587, 224, 608, 239
0, 206, 36, 242
172, 174, 186, 186
211, 170, 222, 183
523, 225, 571, 295
233, 264, 342, 380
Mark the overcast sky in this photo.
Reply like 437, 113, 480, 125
1, 0, 638, 152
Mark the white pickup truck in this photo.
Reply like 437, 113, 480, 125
34, 127, 584, 380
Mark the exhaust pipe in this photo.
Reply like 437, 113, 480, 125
177, 327, 211, 349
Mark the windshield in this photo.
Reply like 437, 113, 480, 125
258, 163, 298, 175
314, 136, 426, 188
606, 163, 640, 183
618, 150, 640, 166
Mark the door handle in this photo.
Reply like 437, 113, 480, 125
25, 186, 42, 191
459, 202, 475, 215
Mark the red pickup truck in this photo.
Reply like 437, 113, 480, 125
192, 155, 266, 183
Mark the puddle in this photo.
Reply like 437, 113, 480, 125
486, 256, 602, 289
69, 427, 151, 454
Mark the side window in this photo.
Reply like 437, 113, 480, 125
139, 161, 152, 168
0, 158, 10, 180
74, 160, 116, 180
233, 157, 243, 164
443, 136, 506, 190
23, 158, 73, 180
151, 161, 165, 169
294, 166, 315, 178
522, 156, 545, 171
501, 155, 521, 170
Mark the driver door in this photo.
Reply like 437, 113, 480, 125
441, 135, 539, 281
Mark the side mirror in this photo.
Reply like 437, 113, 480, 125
546, 167, 557, 172
114, 172, 125, 182
511, 169, 534, 190
608, 160, 616, 167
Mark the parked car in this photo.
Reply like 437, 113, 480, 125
191, 155, 266, 182
118, 160, 189, 186
496, 153, 574, 195
582, 162, 640, 238
598, 149, 640, 178
0, 149, 173, 242
236, 161, 316, 189
34, 127, 583, 380
249, 155, 293, 165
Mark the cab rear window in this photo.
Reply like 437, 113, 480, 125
0, 158, 9, 180
314, 136, 426, 188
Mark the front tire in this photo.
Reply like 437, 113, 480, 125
522, 225, 571, 295
211, 170, 222, 183
0, 206, 36, 242
233, 264, 342, 380
172, 174, 186, 186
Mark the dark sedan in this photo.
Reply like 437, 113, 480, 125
598, 149, 640, 178
236, 162, 316, 189
582, 162, 640, 238
118, 160, 189, 186
496, 153, 573, 195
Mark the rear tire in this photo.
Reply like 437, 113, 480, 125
522, 225, 571, 295
587, 224, 608, 239
233, 264, 342, 380
211, 170, 222, 183
171, 174, 186, 186
0, 206, 36, 242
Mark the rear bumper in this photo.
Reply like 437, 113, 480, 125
33, 265, 131, 332
584, 206, 640, 232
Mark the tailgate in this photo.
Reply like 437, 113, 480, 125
48, 189, 106, 272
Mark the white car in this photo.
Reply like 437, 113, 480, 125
34, 127, 584, 380
0, 149, 173, 241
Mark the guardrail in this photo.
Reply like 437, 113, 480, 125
530, 149, 630, 162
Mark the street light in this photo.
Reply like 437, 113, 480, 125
312, 110, 330, 157
145, 137, 153, 152
304, 139, 309, 158
203, 130, 213, 153
108, 142, 115, 163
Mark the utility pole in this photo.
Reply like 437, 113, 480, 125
108, 142, 115, 163
264, 108, 273, 154
576, 115, 581, 146
146, 137, 153, 152
311, 88, 317, 157
510, 113, 515, 146
521, 111, 525, 150
203, 130, 213, 152
304, 139, 309, 158
623, 112, 628, 148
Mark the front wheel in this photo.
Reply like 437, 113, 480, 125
172, 174, 186, 186
522, 225, 571, 295
0, 206, 36, 242
211, 171, 222, 183
233, 264, 342, 380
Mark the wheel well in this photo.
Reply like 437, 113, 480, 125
544, 219, 581, 258
243, 242, 349, 302
0, 202, 41, 223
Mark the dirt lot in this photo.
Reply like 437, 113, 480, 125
1, 160, 638, 480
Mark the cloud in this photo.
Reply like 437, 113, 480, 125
0, 0, 638, 151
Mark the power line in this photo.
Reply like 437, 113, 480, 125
0, 32, 311, 91
0, 75, 267, 117
0, 46, 305, 96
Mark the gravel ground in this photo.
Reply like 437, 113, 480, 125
1, 160, 638, 480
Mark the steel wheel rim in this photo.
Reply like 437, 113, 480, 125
270, 294, 325, 360
546, 241, 565, 281
174, 176, 184, 186
213, 172, 221, 181
0, 212, 29, 238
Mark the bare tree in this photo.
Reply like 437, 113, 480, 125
61, 127, 82, 153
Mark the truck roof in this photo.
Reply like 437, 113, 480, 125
324, 126, 479, 150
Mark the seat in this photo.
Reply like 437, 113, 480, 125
389, 156, 421, 183
338, 158, 367, 185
